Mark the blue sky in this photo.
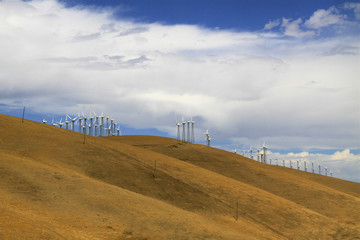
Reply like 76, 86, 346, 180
57, 0, 349, 31
0, 0, 359, 181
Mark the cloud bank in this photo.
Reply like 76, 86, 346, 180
0, 0, 359, 180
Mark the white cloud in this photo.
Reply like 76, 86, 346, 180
344, 2, 360, 20
304, 7, 346, 29
281, 18, 315, 37
264, 19, 280, 30
0, 0, 359, 166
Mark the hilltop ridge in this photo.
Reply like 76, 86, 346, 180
0, 114, 359, 239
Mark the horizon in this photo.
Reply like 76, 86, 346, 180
0, 0, 359, 182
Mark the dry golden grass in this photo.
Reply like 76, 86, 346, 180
0, 114, 359, 239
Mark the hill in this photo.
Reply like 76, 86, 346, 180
0, 114, 359, 239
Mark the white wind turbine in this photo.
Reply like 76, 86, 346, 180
69, 115, 78, 131
241, 149, 245, 156
41, 115, 47, 124
204, 129, 211, 147
191, 117, 195, 143
304, 160, 307, 172
105, 115, 110, 136
57, 118, 65, 128
175, 120, 181, 143
182, 117, 186, 142
289, 160, 293, 168
318, 164, 321, 174
325, 166, 328, 176
116, 125, 122, 136
187, 119, 190, 142
65, 115, 70, 130
78, 114, 83, 133
89, 114, 94, 136
100, 112, 105, 136
93, 112, 98, 136
262, 143, 267, 164
52, 118, 57, 127
249, 146, 253, 160
82, 113, 87, 135
312, 162, 314, 173
233, 149, 237, 154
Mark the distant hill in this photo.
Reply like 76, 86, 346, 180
1, 114, 359, 239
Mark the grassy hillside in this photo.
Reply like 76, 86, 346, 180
0, 114, 359, 239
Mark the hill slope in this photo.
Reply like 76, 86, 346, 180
0, 114, 359, 239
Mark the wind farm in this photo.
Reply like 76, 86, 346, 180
1, 113, 359, 240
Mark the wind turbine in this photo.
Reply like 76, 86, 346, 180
87, 122, 93, 136
116, 125, 122, 136
69, 115, 78, 131
82, 113, 87, 135
312, 162, 314, 173
57, 118, 65, 128
105, 115, 110, 136
182, 117, 186, 142
204, 129, 211, 147
318, 164, 321, 174
241, 150, 245, 156
52, 118, 58, 127
249, 146, 253, 160
93, 111, 99, 136
89, 114, 94, 136
41, 115, 47, 124
283, 159, 285, 167
233, 149, 237, 154
100, 112, 105, 136
330, 170, 333, 177
304, 160, 307, 172
187, 119, 190, 142
262, 143, 267, 164
191, 117, 195, 143
297, 160, 300, 170
65, 115, 70, 130
78, 114, 83, 133
257, 148, 260, 162
175, 121, 181, 143
289, 160, 293, 168
325, 167, 328, 176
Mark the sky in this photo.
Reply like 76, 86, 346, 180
0, 0, 359, 181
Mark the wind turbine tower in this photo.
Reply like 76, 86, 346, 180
312, 162, 314, 173
262, 143, 267, 164
304, 161, 307, 172
325, 167, 328, 176
191, 117, 195, 143
78, 115, 83, 133
318, 164, 321, 174
187, 120, 190, 142
249, 146, 253, 160
176, 121, 181, 143
204, 129, 211, 147
100, 113, 104, 137
82, 113, 87, 135
182, 118, 186, 142
89, 114, 94, 136
290, 160, 292, 168
65, 115, 70, 130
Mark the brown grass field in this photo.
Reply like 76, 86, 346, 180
0, 114, 359, 239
